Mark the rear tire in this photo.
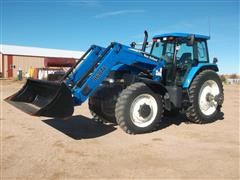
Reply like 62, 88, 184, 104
115, 82, 163, 134
186, 70, 224, 123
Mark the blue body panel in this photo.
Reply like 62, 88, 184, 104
153, 33, 210, 40
65, 42, 217, 105
182, 63, 218, 88
66, 43, 159, 105
63, 33, 217, 107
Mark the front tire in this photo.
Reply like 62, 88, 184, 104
186, 70, 224, 123
115, 82, 163, 134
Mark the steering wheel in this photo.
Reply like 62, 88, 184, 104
176, 58, 192, 69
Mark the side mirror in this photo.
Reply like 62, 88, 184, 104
130, 42, 136, 48
187, 34, 195, 46
213, 57, 218, 64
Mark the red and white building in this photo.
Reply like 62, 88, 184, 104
0, 44, 84, 78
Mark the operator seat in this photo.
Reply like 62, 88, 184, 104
179, 53, 192, 63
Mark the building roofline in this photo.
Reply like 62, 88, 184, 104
0, 44, 84, 59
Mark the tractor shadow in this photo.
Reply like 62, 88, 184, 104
158, 113, 188, 130
42, 112, 224, 138
158, 111, 224, 131
42, 115, 116, 140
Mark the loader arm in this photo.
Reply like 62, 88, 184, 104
5, 42, 159, 118
63, 45, 105, 85
5, 45, 106, 118
66, 42, 158, 104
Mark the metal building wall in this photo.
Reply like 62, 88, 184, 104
12, 56, 44, 78
1, 54, 77, 78
1, 55, 44, 78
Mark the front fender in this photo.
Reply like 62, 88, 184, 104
137, 77, 167, 95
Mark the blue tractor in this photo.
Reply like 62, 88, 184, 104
6, 31, 224, 134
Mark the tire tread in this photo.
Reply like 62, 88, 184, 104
186, 70, 224, 123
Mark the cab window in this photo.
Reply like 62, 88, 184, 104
197, 41, 208, 62
165, 43, 174, 59
151, 42, 164, 58
151, 41, 175, 59
176, 43, 193, 63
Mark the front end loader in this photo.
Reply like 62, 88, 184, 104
5, 31, 224, 134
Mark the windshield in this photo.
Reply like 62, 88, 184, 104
176, 43, 193, 62
151, 41, 164, 57
150, 40, 175, 60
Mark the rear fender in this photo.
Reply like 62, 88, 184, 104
183, 63, 219, 88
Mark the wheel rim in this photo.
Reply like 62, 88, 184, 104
130, 94, 158, 128
198, 80, 220, 116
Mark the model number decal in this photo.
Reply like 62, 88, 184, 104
93, 66, 106, 81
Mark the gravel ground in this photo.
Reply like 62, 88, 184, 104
1, 80, 239, 179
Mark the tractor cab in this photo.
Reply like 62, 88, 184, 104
150, 33, 210, 85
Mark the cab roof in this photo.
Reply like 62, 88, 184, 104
153, 33, 210, 40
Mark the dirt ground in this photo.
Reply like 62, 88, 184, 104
0, 80, 239, 179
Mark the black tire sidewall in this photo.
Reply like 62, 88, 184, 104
118, 84, 163, 133
89, 85, 122, 123
192, 71, 223, 121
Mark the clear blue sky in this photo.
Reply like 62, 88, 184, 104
1, 0, 239, 73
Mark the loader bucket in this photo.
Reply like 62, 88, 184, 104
5, 79, 74, 118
